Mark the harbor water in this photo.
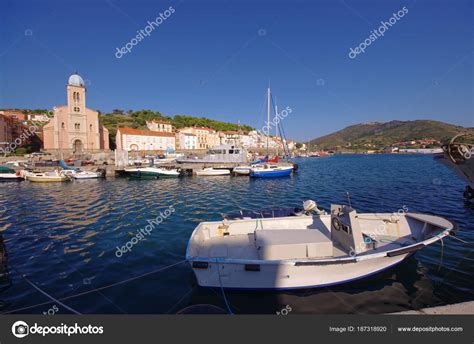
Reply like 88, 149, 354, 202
0, 154, 473, 314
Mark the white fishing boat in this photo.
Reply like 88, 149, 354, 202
187, 203, 454, 290
24, 170, 69, 183
195, 168, 231, 176
233, 166, 251, 175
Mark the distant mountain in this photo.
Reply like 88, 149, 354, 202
309, 120, 474, 150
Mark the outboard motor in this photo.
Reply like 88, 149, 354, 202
303, 200, 326, 215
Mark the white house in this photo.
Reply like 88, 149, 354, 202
116, 128, 175, 151
176, 131, 197, 150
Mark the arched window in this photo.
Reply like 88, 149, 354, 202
90, 124, 93, 132
61, 122, 65, 129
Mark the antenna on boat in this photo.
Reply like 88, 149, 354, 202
345, 192, 352, 208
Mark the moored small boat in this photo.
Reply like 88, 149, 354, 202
195, 168, 231, 176
24, 170, 69, 183
232, 166, 251, 175
71, 170, 106, 179
124, 166, 180, 179
187, 203, 454, 290
0, 166, 23, 182
250, 164, 293, 178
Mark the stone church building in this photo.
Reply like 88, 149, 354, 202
43, 73, 109, 153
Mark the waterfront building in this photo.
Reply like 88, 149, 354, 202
180, 126, 219, 149
0, 114, 14, 151
42, 73, 110, 153
146, 120, 173, 133
176, 131, 197, 150
0, 110, 27, 122
220, 131, 240, 146
116, 128, 176, 152
28, 113, 51, 123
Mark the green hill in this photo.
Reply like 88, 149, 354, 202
310, 120, 474, 150
99, 110, 254, 148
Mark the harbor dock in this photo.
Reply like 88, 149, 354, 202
390, 301, 474, 315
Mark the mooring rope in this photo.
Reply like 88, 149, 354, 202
216, 259, 233, 315
3, 260, 187, 314
11, 267, 82, 315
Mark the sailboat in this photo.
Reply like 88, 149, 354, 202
250, 88, 293, 178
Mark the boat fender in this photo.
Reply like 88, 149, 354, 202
192, 261, 209, 269
245, 264, 260, 272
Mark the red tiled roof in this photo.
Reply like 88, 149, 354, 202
118, 128, 175, 137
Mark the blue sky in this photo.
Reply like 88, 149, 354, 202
1, 0, 472, 141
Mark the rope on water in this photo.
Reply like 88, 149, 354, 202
438, 237, 445, 271
3, 260, 187, 314
12, 267, 82, 315
216, 259, 233, 315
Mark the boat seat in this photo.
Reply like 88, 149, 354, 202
255, 229, 333, 260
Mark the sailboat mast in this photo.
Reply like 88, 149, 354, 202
275, 103, 278, 157
266, 87, 270, 157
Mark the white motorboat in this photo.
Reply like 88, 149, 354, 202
124, 166, 180, 178
24, 170, 69, 183
233, 166, 251, 175
71, 170, 106, 179
187, 203, 454, 290
195, 168, 231, 176
0, 165, 23, 181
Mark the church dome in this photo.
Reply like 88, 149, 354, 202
68, 73, 85, 87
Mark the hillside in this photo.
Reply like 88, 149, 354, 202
310, 120, 474, 150
99, 110, 254, 148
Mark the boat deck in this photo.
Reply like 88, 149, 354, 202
198, 232, 348, 261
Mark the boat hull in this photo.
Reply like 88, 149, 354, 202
124, 167, 179, 179
189, 254, 407, 290
250, 167, 292, 178
195, 170, 230, 176
26, 176, 68, 183
0, 172, 23, 181
72, 173, 103, 179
